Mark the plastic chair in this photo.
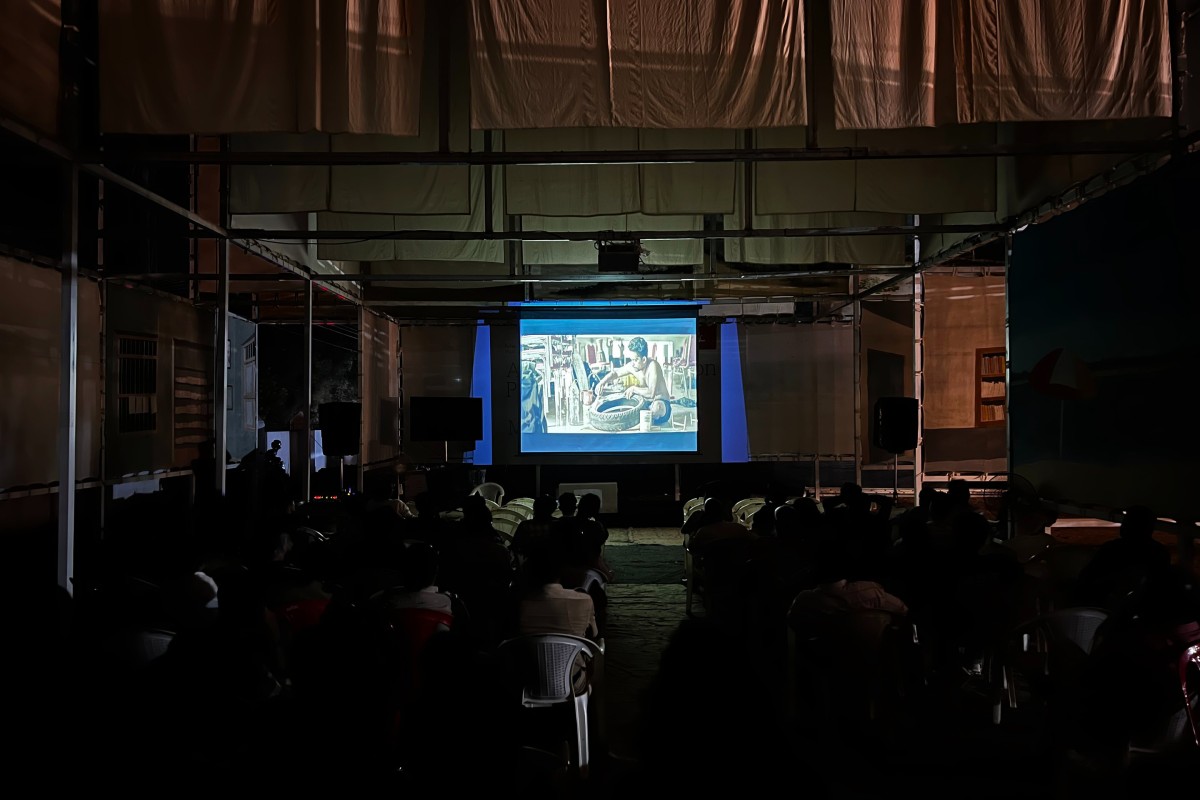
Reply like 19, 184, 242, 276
682, 496, 705, 522
496, 633, 603, 777
483, 498, 501, 513
492, 517, 519, 543
470, 482, 506, 506
508, 497, 536, 510
988, 606, 1108, 725
731, 498, 767, 527
788, 608, 916, 726
492, 507, 529, 526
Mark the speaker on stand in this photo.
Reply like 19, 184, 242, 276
873, 396, 918, 500
319, 402, 361, 494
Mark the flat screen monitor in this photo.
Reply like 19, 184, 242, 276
518, 316, 698, 453
409, 395, 483, 442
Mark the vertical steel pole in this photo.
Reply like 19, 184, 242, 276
852, 276, 863, 488
1004, 232, 1014, 539
214, 241, 229, 494
57, 163, 79, 596
214, 139, 230, 495
302, 279, 313, 502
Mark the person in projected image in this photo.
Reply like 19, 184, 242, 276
590, 335, 672, 427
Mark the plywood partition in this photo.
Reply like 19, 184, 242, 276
0, 256, 101, 491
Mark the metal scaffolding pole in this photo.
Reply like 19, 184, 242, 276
81, 138, 1178, 167
302, 280, 313, 503
57, 163, 79, 596
214, 144, 231, 495
852, 275, 863, 488
215, 239, 230, 495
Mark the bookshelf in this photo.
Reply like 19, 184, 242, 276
976, 347, 1006, 427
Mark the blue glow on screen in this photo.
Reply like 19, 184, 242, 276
519, 316, 698, 454
465, 324, 492, 465
720, 321, 749, 463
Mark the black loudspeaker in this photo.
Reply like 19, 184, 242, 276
319, 402, 361, 457
873, 396, 918, 453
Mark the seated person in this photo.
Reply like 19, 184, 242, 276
1076, 504, 1171, 610
590, 336, 672, 427
372, 541, 454, 617
788, 540, 908, 625
517, 533, 598, 641
516, 533, 599, 694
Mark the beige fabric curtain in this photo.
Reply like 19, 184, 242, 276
99, 0, 424, 135
505, 128, 737, 216
232, 0, 470, 216
740, 323, 854, 456
360, 310, 400, 465
831, 0, 1172, 129
754, 125, 997, 215
0, 0, 61, 136
953, 0, 1171, 123
317, 161, 504, 262
469, 0, 807, 129
831, 0, 940, 129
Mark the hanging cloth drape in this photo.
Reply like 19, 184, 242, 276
99, 0, 424, 135
468, 0, 807, 129
830, 0, 1171, 129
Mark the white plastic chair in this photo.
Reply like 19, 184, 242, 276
492, 507, 528, 527
470, 482, 506, 507
492, 517, 519, 543
507, 497, 536, 510
732, 498, 767, 526
496, 633, 604, 776
682, 496, 705, 522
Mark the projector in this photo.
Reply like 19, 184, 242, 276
597, 240, 644, 272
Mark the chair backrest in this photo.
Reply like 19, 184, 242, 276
733, 500, 767, 527
483, 498, 501, 513
730, 497, 765, 517
508, 497, 536, 509
492, 507, 529, 525
497, 633, 600, 705
682, 497, 705, 520
471, 482, 506, 505
492, 517, 520, 541
1039, 607, 1108, 655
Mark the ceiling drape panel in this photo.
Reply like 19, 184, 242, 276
231, 0, 467, 216
317, 146, 504, 263
831, 0, 939, 129
230, 133, 331, 213
830, 0, 1171, 128
0, 0, 61, 136
952, 0, 1171, 123
468, 0, 807, 129
505, 128, 642, 216
315, 211, 396, 261
638, 129, 739, 215
506, 128, 738, 217
99, 0, 424, 134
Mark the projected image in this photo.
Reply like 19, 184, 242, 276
519, 317, 698, 453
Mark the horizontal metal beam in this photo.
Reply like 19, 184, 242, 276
109, 266, 888, 284
84, 139, 1175, 167
87, 163, 362, 305
125, 222, 1008, 242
